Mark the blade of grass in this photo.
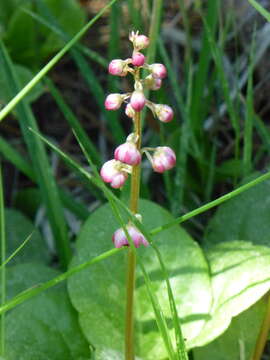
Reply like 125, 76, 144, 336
151, 169, 270, 235
0, 41, 71, 268
248, 0, 270, 22
0, 247, 123, 315
190, 0, 219, 134
127, 0, 143, 31
0, 137, 35, 180
176, 0, 192, 65
0, 136, 89, 220
147, 0, 163, 65
0, 0, 120, 122
202, 13, 241, 163
204, 143, 217, 202
45, 77, 101, 166
0, 232, 33, 269
243, 29, 256, 177
0, 164, 5, 356
152, 242, 188, 360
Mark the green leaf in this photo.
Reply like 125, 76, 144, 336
1, 263, 91, 360
193, 297, 267, 360
204, 178, 270, 247
4, 0, 86, 66
189, 241, 270, 348
68, 199, 212, 359
2, 208, 49, 265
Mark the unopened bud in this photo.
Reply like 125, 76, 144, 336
149, 63, 167, 79
112, 225, 149, 248
154, 104, 174, 122
100, 160, 128, 188
152, 147, 176, 173
114, 142, 141, 165
130, 91, 146, 112
104, 93, 124, 111
108, 59, 128, 76
129, 31, 149, 51
145, 75, 162, 90
132, 52, 145, 67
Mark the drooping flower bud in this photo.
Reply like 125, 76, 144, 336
100, 160, 128, 188
104, 93, 124, 111
144, 75, 162, 90
129, 31, 149, 51
108, 59, 128, 76
132, 52, 145, 67
125, 103, 135, 118
154, 104, 174, 122
112, 224, 149, 248
152, 147, 176, 173
114, 142, 141, 165
130, 91, 146, 111
149, 63, 167, 79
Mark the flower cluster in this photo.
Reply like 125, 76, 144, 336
100, 31, 176, 248
101, 31, 176, 188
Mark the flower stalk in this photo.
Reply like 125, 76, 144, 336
100, 30, 176, 358
125, 110, 142, 359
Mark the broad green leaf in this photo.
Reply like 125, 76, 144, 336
4, 0, 86, 66
68, 199, 212, 359
2, 208, 49, 265
204, 178, 270, 247
193, 297, 267, 360
1, 263, 90, 360
188, 241, 270, 348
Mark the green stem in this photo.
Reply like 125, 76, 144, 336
252, 293, 270, 360
125, 111, 142, 359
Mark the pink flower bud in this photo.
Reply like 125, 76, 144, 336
145, 75, 162, 90
112, 225, 149, 248
154, 104, 174, 122
152, 147, 176, 173
108, 59, 128, 76
130, 91, 146, 112
114, 142, 141, 165
100, 160, 128, 188
110, 173, 128, 188
134, 35, 149, 50
132, 52, 145, 67
104, 93, 123, 111
149, 63, 167, 79
125, 103, 135, 118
